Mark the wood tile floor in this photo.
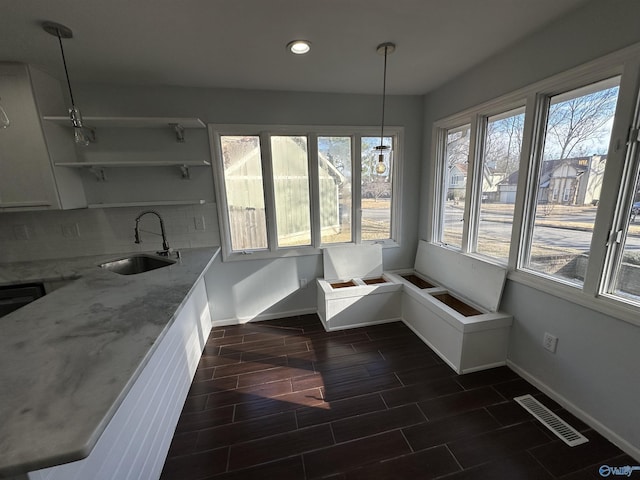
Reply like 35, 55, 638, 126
161, 315, 632, 479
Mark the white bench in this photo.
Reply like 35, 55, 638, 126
386, 240, 513, 374
316, 244, 402, 331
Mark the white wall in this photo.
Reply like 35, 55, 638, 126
70, 84, 424, 267
0, 85, 423, 322
502, 281, 640, 455
203, 254, 321, 324
420, 0, 640, 458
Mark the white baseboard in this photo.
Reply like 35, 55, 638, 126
507, 360, 640, 462
461, 361, 507, 374
324, 317, 402, 332
211, 307, 317, 327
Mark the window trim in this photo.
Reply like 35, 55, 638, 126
433, 121, 474, 251
429, 42, 640, 327
471, 104, 528, 263
210, 124, 404, 261
518, 75, 624, 289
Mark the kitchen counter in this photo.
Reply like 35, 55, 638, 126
0, 247, 219, 476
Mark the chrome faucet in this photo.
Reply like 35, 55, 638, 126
134, 210, 171, 256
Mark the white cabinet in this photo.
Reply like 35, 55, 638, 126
0, 63, 86, 211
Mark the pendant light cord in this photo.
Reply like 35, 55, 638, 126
55, 29, 76, 107
379, 46, 388, 147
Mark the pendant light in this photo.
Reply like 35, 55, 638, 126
374, 42, 395, 175
42, 21, 90, 146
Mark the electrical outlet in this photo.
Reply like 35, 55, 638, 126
13, 224, 30, 240
194, 216, 206, 231
300, 278, 308, 289
543, 332, 558, 353
61, 223, 80, 238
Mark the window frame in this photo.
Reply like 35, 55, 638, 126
433, 119, 475, 251
519, 74, 623, 288
471, 104, 527, 263
210, 124, 404, 261
429, 43, 640, 327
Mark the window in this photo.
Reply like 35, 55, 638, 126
476, 107, 526, 262
440, 124, 471, 249
431, 45, 640, 322
212, 125, 402, 259
361, 136, 393, 241
318, 136, 352, 244
604, 119, 640, 306
271, 136, 312, 247
523, 77, 620, 286
219, 136, 268, 251
609, 164, 640, 302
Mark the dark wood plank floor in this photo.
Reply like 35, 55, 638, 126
160, 315, 631, 480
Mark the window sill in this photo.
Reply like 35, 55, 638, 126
507, 269, 640, 328
221, 240, 400, 262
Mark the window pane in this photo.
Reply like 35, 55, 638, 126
319, 136, 352, 244
271, 136, 311, 247
442, 125, 471, 248
611, 167, 640, 301
220, 136, 268, 251
476, 108, 525, 262
361, 136, 392, 240
526, 77, 620, 285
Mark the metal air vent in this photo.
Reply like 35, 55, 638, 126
514, 394, 589, 447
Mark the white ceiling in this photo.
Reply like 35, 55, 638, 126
2, 0, 589, 95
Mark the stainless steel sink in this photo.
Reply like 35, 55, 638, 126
99, 254, 176, 275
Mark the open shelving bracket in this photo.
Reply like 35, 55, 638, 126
169, 123, 186, 143
83, 127, 97, 143
89, 166, 106, 182
179, 164, 191, 179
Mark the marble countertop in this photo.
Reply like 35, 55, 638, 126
0, 247, 220, 476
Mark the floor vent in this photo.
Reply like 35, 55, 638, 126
514, 394, 589, 447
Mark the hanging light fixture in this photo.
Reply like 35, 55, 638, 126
42, 21, 90, 146
374, 42, 395, 175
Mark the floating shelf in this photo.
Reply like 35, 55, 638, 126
55, 160, 210, 167
55, 160, 211, 181
87, 200, 208, 209
43, 116, 205, 128
43, 116, 205, 142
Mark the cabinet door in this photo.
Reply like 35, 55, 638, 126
0, 64, 60, 209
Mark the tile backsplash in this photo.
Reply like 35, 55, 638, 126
0, 203, 220, 263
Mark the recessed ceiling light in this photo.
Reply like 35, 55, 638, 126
287, 40, 311, 55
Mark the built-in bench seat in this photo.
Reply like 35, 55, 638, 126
316, 244, 402, 331
317, 241, 512, 373
386, 240, 513, 373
